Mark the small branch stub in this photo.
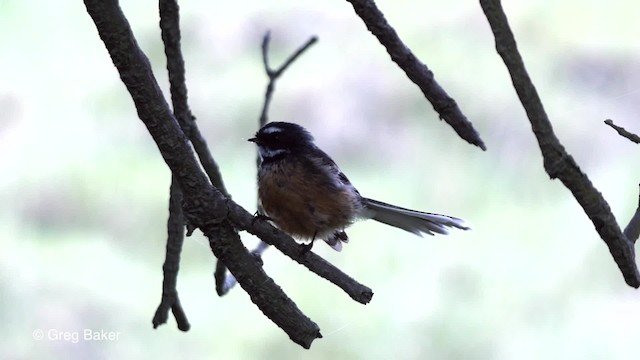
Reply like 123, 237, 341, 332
604, 119, 640, 144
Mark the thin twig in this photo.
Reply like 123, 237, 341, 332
153, 177, 190, 331
216, 32, 319, 296
259, 32, 318, 128
480, 0, 639, 288
158, 0, 235, 327
159, 0, 229, 195
602, 121, 640, 242
604, 119, 640, 144
151, 0, 193, 332
345, 0, 486, 150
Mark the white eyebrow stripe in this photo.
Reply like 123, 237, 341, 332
261, 126, 283, 134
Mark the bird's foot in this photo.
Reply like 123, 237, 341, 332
299, 240, 314, 255
251, 212, 272, 226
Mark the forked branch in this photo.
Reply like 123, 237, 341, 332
84, 0, 372, 347
480, 0, 640, 287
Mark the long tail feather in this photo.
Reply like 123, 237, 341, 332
362, 198, 469, 236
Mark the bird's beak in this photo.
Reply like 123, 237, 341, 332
248, 137, 259, 144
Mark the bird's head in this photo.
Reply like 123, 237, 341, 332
248, 122, 314, 162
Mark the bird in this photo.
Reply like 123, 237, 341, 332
248, 121, 469, 252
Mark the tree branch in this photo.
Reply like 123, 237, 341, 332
153, 0, 235, 330
227, 201, 374, 304
152, 177, 190, 331
152, 0, 191, 332
259, 32, 318, 128
602, 122, 640, 243
480, 0, 640, 288
159, 0, 229, 195
203, 217, 322, 348
345, 0, 486, 151
84, 0, 322, 348
604, 119, 640, 144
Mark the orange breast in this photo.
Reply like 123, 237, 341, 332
258, 158, 358, 240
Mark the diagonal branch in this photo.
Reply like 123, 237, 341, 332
84, 0, 321, 348
227, 201, 374, 304
480, 0, 640, 288
604, 119, 640, 144
215, 240, 269, 296
345, 0, 486, 151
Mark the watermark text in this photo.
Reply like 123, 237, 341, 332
32, 328, 121, 343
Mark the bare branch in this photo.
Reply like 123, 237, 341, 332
602, 121, 640, 242
264, 32, 318, 79
345, 0, 486, 151
84, 0, 322, 347
259, 32, 318, 128
204, 219, 322, 348
604, 119, 640, 144
151, 0, 192, 332
153, 0, 234, 331
480, 0, 640, 288
159, 0, 229, 196
227, 202, 374, 304
153, 178, 190, 331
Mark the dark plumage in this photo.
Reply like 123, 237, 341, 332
249, 122, 469, 251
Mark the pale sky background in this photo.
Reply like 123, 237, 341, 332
1, 1, 640, 359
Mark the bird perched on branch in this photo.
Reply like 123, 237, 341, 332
249, 122, 469, 252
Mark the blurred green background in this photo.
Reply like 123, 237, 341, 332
2, 0, 640, 359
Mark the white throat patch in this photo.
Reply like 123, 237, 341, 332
258, 146, 287, 161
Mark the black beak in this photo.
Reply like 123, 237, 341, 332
248, 137, 259, 144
